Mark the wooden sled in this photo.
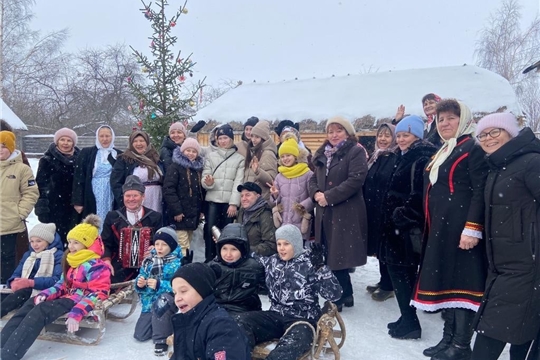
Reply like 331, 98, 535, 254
36, 280, 139, 345
251, 301, 346, 360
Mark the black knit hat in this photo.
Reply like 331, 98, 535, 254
172, 263, 216, 298
153, 226, 178, 252
244, 116, 259, 128
215, 124, 234, 140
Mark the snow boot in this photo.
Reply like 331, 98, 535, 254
389, 317, 421, 340
371, 289, 395, 302
431, 309, 474, 360
366, 283, 380, 294
154, 343, 168, 356
387, 316, 402, 331
423, 309, 454, 357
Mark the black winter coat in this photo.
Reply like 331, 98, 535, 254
101, 206, 162, 281
425, 122, 443, 149
364, 151, 397, 256
309, 140, 368, 270
413, 135, 489, 310
72, 146, 122, 218
379, 140, 436, 266
160, 136, 177, 174
475, 128, 540, 344
209, 223, 265, 313
163, 150, 204, 230
171, 295, 251, 360
35, 144, 81, 242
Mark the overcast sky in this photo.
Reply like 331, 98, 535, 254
32, 0, 539, 85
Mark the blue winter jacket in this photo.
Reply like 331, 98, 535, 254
7, 233, 64, 289
135, 246, 182, 312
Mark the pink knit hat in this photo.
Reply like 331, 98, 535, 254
54, 128, 78, 146
180, 137, 201, 154
169, 122, 187, 136
476, 113, 520, 141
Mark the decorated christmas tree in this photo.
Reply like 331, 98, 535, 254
127, 0, 204, 147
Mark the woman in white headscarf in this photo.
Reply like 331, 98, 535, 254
411, 99, 489, 360
72, 125, 122, 231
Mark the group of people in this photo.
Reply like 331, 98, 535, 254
0, 92, 538, 360
364, 95, 540, 360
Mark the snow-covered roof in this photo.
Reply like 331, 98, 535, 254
196, 65, 521, 123
0, 99, 27, 130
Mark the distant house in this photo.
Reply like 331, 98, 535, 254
196, 65, 521, 125
1, 99, 28, 131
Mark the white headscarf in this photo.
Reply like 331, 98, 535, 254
95, 125, 117, 164
428, 101, 476, 185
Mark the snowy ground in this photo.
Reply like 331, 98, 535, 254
1, 158, 510, 359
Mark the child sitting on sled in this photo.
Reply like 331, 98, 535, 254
235, 224, 342, 360
1, 223, 63, 318
0, 215, 111, 360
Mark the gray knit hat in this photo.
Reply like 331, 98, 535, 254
29, 223, 56, 244
122, 175, 145, 194
275, 224, 304, 258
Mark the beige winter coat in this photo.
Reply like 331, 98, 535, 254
0, 151, 39, 235
202, 147, 245, 206
243, 138, 278, 201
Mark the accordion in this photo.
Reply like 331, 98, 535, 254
118, 227, 152, 268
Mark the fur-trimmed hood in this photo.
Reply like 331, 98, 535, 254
172, 147, 204, 171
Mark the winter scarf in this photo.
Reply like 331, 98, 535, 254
94, 125, 118, 164
142, 252, 178, 278
278, 163, 310, 179
120, 131, 162, 180
367, 124, 397, 170
21, 248, 57, 296
428, 101, 476, 185
241, 196, 268, 225
48, 143, 78, 166
323, 140, 347, 175
67, 249, 100, 268
245, 141, 263, 170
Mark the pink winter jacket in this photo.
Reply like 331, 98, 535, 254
271, 171, 314, 238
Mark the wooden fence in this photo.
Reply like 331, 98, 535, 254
22, 131, 378, 156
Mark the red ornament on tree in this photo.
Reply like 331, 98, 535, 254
170, 21, 176, 27
137, 120, 143, 128
178, 75, 186, 82
139, 99, 145, 110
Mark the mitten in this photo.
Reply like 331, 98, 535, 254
293, 202, 307, 216
10, 278, 34, 292
181, 249, 193, 266
65, 317, 80, 333
309, 243, 325, 270
190, 120, 206, 133
300, 213, 312, 235
272, 205, 283, 228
